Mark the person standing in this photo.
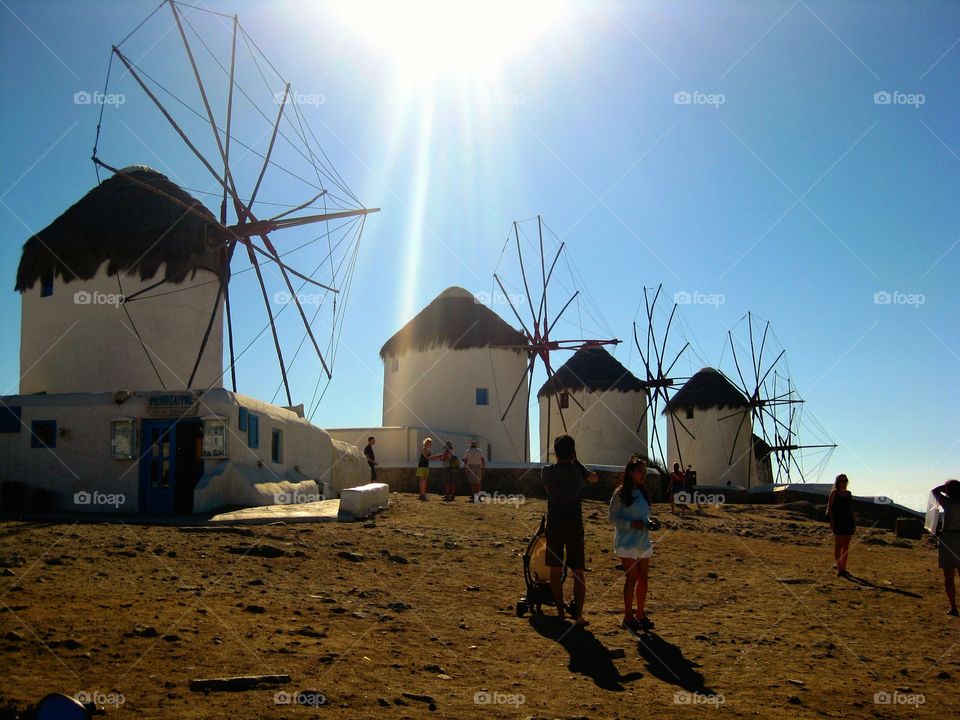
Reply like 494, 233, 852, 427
417, 438, 436, 501
931, 479, 960, 616
609, 457, 655, 632
363, 436, 377, 481
463, 439, 486, 502
826, 473, 855, 576
439, 440, 459, 501
542, 434, 598, 625
669, 462, 686, 516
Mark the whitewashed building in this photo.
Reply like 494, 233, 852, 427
664, 367, 771, 490
537, 345, 646, 466
1, 166, 366, 515
371, 286, 530, 463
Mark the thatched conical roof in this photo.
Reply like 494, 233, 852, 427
15, 166, 222, 292
538, 345, 643, 398
380, 286, 528, 358
665, 367, 749, 413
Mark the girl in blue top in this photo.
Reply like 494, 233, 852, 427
609, 457, 655, 632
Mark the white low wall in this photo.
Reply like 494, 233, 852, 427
327, 425, 492, 466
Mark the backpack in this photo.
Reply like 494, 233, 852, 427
448, 451, 460, 469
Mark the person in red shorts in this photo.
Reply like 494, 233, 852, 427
542, 434, 598, 625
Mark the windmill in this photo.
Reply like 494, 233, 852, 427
632, 284, 696, 470
91, 0, 378, 419
720, 312, 837, 484
489, 216, 620, 461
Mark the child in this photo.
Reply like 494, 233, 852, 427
609, 457, 656, 632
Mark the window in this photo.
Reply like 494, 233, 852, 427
238, 407, 248, 431
201, 416, 228, 458
271, 429, 283, 463
40, 277, 53, 297
686, 408, 694, 420
31, 420, 56, 449
0, 406, 21, 433
475, 387, 489, 406
391, 357, 399, 372
248, 414, 259, 449
110, 418, 136, 459
559, 392, 569, 409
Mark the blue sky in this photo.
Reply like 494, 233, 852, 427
1, 1, 958, 509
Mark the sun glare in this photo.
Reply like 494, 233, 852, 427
332, 0, 570, 80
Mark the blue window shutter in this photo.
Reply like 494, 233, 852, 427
238, 407, 248, 431
475, 387, 489, 406
248, 414, 259, 448
40, 278, 53, 297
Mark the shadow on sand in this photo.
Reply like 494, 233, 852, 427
842, 572, 922, 598
529, 615, 643, 691
636, 632, 718, 696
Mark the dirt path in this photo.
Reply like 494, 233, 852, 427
1, 496, 956, 718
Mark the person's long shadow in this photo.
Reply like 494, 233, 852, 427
529, 615, 643, 691
636, 632, 717, 695
842, 572, 922, 598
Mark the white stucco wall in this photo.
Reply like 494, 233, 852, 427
381, 346, 528, 462
665, 405, 758, 489
326, 426, 492, 466
0, 388, 339, 514
538, 389, 647, 466
19, 260, 223, 394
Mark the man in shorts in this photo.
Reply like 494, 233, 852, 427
463, 439, 485, 502
542, 434, 598, 625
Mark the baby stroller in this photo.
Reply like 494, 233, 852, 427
515, 515, 576, 617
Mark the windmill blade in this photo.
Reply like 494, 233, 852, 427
500, 353, 537, 422
728, 331, 750, 397
536, 243, 564, 330
514, 222, 537, 321
493, 273, 534, 339
547, 291, 580, 336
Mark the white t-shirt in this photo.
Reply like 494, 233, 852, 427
463, 447, 485, 467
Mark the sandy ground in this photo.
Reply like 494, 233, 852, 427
1, 495, 957, 719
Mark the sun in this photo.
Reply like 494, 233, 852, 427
330, 0, 570, 82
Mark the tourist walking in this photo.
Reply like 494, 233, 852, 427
609, 457, 657, 632
363, 436, 377, 481
826, 473, 855, 576
542, 434, 598, 625
931, 479, 960, 616
463, 439, 485, 502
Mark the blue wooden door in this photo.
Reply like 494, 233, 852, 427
140, 421, 177, 514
